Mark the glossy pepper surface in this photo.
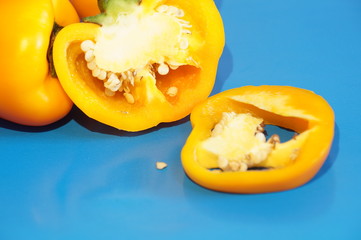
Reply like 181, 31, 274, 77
181, 85, 335, 193
53, 0, 224, 131
69, 0, 100, 18
0, 0, 79, 126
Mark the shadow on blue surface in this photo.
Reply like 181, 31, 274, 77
69, 106, 190, 137
0, 113, 73, 133
180, 124, 339, 225
182, 172, 335, 226
214, 0, 223, 9
312, 123, 339, 181
211, 45, 233, 96
0, 105, 189, 137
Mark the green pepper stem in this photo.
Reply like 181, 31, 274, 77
47, 22, 63, 78
84, 0, 142, 25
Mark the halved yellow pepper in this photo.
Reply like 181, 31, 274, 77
0, 0, 79, 126
53, 0, 224, 131
181, 85, 335, 193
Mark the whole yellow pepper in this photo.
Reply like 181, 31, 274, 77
0, 0, 79, 126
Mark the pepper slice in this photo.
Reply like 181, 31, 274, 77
181, 85, 335, 193
0, 0, 79, 126
53, 0, 224, 131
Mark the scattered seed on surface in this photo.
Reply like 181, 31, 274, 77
156, 161, 168, 170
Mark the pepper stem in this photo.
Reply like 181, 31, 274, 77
84, 0, 142, 25
47, 22, 63, 78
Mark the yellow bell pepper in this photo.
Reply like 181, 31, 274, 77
53, 0, 224, 131
181, 85, 335, 193
0, 0, 79, 126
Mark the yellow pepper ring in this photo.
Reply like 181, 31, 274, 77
181, 85, 335, 193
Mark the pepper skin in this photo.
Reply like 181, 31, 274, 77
53, 0, 224, 132
181, 85, 335, 193
69, 0, 100, 18
0, 0, 79, 126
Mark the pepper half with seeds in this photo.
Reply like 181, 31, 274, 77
53, 0, 224, 131
181, 85, 335, 193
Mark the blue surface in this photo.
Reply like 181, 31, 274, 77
1, 0, 360, 239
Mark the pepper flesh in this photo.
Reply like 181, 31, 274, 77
0, 0, 79, 126
181, 85, 335, 193
70, 0, 100, 18
53, 0, 224, 131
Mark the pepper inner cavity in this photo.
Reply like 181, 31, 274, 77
80, 4, 196, 103
200, 112, 283, 172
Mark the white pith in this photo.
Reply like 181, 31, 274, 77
201, 112, 281, 172
80, 4, 196, 103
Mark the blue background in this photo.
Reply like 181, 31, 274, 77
1, 0, 360, 239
